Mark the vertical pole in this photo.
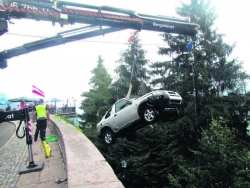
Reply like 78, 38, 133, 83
18, 108, 44, 174
24, 108, 37, 168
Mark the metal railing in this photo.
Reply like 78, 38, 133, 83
48, 107, 76, 116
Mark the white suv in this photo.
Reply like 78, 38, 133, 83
96, 90, 182, 145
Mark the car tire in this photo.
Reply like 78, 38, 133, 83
103, 129, 116, 145
142, 107, 157, 124
168, 110, 180, 122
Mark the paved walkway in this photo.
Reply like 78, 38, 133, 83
0, 121, 67, 188
0, 121, 28, 188
0, 122, 16, 148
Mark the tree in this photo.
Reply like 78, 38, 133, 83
81, 1, 250, 187
79, 56, 112, 127
112, 34, 150, 99
94, 120, 200, 188
193, 119, 250, 187
150, 0, 248, 137
98, 1, 250, 187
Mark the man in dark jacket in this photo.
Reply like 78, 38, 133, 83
6, 104, 11, 111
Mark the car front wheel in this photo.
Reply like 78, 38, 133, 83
143, 107, 157, 123
103, 129, 116, 145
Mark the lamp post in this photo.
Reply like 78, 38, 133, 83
121, 160, 127, 185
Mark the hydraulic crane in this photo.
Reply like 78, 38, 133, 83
0, 0, 199, 172
0, 0, 199, 68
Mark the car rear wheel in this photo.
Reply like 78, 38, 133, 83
168, 110, 180, 122
103, 129, 116, 145
142, 107, 157, 123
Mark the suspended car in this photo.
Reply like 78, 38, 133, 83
96, 90, 182, 145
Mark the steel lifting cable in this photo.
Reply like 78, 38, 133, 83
126, 30, 139, 98
133, 55, 147, 96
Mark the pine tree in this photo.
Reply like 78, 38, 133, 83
79, 56, 112, 127
194, 119, 250, 187
136, 0, 250, 187
82, 1, 250, 187
112, 34, 150, 99
150, 0, 248, 136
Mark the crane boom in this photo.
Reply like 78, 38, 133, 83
0, 0, 199, 67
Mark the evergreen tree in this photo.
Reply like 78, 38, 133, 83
193, 119, 250, 187
81, 1, 250, 187
144, 0, 250, 187
150, 0, 248, 138
79, 56, 112, 127
95, 120, 199, 188
112, 34, 150, 99
95, 1, 250, 187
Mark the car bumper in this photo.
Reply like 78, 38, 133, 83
162, 108, 179, 112
161, 108, 180, 122
96, 127, 102, 138
148, 95, 182, 108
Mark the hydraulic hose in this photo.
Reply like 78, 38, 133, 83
16, 120, 25, 139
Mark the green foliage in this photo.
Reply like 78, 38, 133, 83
79, 56, 113, 126
54, 115, 73, 124
74, 125, 83, 133
112, 35, 150, 99
154, 1, 247, 95
77, 2, 250, 187
193, 119, 250, 187
150, 0, 249, 140
81, 126, 103, 147
54, 115, 83, 133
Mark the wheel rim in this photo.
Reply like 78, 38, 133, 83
104, 132, 112, 144
144, 108, 155, 122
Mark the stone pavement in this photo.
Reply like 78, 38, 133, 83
0, 121, 67, 188
1, 117, 124, 188
0, 121, 28, 188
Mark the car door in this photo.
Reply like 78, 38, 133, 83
100, 107, 116, 128
113, 99, 138, 130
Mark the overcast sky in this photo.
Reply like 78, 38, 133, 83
0, 0, 249, 107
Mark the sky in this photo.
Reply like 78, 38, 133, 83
0, 0, 249, 109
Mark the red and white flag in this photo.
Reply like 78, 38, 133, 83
32, 85, 45, 97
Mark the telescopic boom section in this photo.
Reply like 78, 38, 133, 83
0, 0, 198, 35
0, 0, 199, 63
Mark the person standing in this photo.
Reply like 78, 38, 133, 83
6, 104, 11, 111
16, 104, 21, 110
20, 100, 27, 109
32, 99, 50, 142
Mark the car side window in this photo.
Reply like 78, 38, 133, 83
115, 99, 130, 113
104, 108, 112, 119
